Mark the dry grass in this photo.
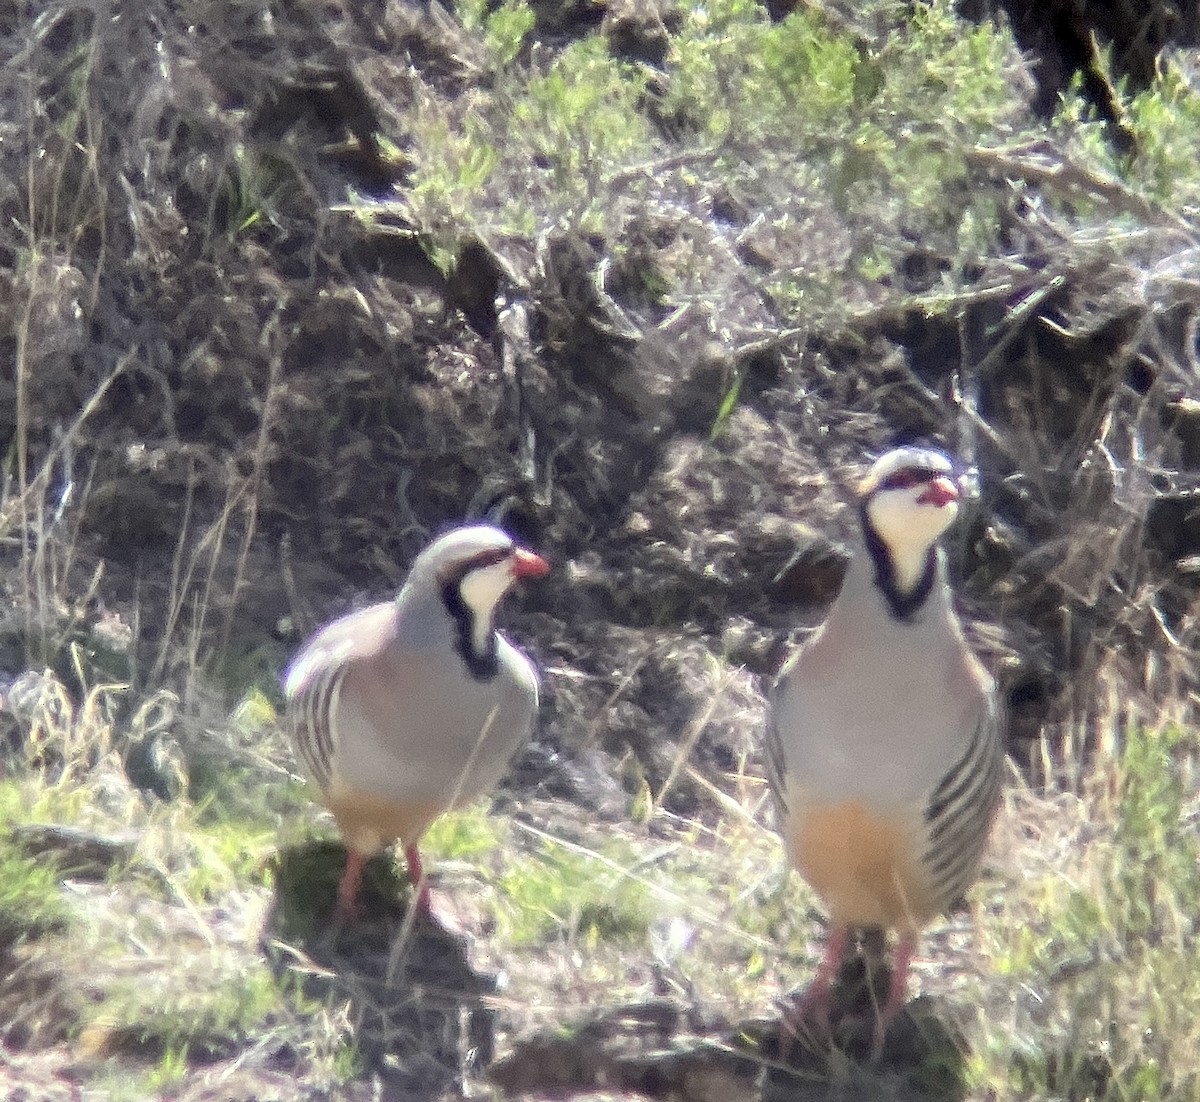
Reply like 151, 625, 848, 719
2, 624, 1200, 1099
480, 700, 1200, 1101
0, 669, 352, 1097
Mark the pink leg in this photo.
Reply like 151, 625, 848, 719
335, 848, 366, 922
405, 843, 432, 918
781, 924, 852, 1047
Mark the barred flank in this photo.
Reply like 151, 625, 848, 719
287, 664, 343, 791
922, 708, 1005, 908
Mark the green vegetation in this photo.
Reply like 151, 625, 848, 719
423, 801, 508, 863
0, 668, 344, 1085
0, 833, 72, 943
1126, 70, 1200, 205
408, 33, 654, 238
175, 810, 278, 900
471, 0, 537, 67
970, 726, 1200, 1100
400, 0, 1029, 312
498, 829, 654, 946
5, 669, 1200, 1098
86, 954, 284, 1058
397, 0, 1200, 334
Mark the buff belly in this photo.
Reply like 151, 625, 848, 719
786, 796, 938, 933
325, 777, 446, 857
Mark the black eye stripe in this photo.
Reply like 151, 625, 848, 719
466, 547, 512, 571
880, 468, 940, 491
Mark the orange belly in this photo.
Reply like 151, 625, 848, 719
787, 797, 936, 933
324, 778, 445, 857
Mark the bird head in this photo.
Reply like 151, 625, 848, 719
859, 446, 961, 591
414, 524, 549, 624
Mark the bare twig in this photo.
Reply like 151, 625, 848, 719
965, 145, 1199, 238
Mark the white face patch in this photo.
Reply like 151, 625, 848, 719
458, 558, 516, 649
867, 486, 958, 591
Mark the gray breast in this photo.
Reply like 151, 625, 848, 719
329, 634, 538, 810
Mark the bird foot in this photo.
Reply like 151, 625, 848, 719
778, 978, 909, 1065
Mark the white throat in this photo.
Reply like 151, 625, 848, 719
884, 538, 934, 593
458, 561, 514, 652
866, 490, 956, 594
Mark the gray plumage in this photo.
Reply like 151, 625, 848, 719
768, 546, 1003, 926
766, 445, 1004, 1037
283, 524, 546, 914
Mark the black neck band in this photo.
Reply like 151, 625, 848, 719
441, 579, 499, 682
859, 501, 937, 621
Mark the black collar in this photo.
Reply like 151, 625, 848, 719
441, 574, 499, 682
859, 501, 937, 622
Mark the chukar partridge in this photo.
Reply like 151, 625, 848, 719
766, 445, 1004, 1048
284, 524, 549, 920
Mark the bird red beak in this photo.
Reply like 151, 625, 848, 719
918, 475, 959, 507
512, 548, 550, 578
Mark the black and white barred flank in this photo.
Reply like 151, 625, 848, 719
922, 702, 1006, 908
287, 664, 343, 791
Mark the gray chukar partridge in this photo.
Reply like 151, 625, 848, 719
284, 524, 549, 920
766, 445, 1004, 1050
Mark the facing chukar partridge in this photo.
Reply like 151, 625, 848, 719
766, 445, 1004, 1050
284, 524, 549, 921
